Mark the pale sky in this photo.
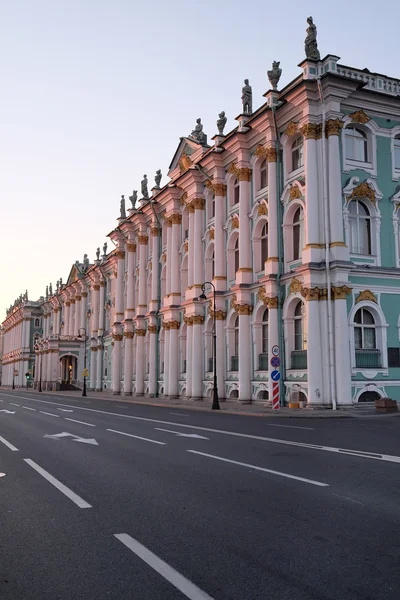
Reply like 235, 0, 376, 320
1, 0, 399, 321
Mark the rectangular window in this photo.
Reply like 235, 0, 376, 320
395, 145, 400, 170
293, 224, 300, 260
294, 320, 303, 350
388, 348, 400, 368
234, 184, 240, 205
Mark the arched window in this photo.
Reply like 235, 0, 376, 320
259, 160, 268, 190
34, 318, 40, 327
354, 307, 381, 368
354, 308, 376, 349
345, 127, 368, 162
209, 194, 215, 220
234, 238, 239, 274
261, 308, 268, 353
261, 222, 268, 265
291, 137, 304, 172
394, 135, 400, 170
294, 301, 304, 350
233, 178, 240, 205
348, 200, 371, 255
292, 207, 303, 260
234, 316, 239, 355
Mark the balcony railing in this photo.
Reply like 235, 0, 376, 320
291, 350, 307, 370
355, 349, 381, 369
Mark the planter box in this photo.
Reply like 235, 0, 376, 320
375, 398, 398, 413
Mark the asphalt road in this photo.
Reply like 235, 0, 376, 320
0, 389, 399, 600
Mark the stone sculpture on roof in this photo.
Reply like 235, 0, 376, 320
267, 61, 282, 90
189, 118, 207, 145
241, 79, 252, 114
305, 16, 320, 60
217, 111, 227, 135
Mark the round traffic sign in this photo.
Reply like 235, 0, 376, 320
270, 356, 280, 368
271, 370, 281, 382
272, 345, 280, 357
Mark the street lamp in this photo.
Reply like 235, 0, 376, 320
199, 281, 220, 410
77, 328, 87, 397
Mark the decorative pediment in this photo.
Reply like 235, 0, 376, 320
343, 176, 383, 207
168, 137, 200, 176
66, 264, 82, 286
281, 179, 306, 204
355, 290, 377, 304
349, 110, 370, 124
289, 277, 303, 294
231, 214, 239, 230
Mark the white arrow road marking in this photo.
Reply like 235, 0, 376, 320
24, 459, 91, 509
0, 410, 16, 414
43, 432, 98, 445
0, 473, 5, 478
155, 428, 209, 440
114, 533, 214, 600
58, 409, 73, 412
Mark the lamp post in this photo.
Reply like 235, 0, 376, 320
77, 328, 87, 397
199, 281, 220, 410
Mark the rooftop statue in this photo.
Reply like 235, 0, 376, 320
129, 190, 138, 208
83, 254, 89, 269
120, 194, 126, 219
141, 175, 149, 199
217, 111, 227, 135
189, 118, 207, 145
96, 247, 100, 261
305, 16, 320, 60
241, 79, 252, 114
103, 242, 108, 256
267, 61, 282, 90
154, 169, 162, 189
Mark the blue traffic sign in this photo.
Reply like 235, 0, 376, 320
271, 370, 281, 382
270, 356, 280, 368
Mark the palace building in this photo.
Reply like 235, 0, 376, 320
2, 19, 400, 406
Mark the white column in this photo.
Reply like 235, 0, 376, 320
215, 314, 226, 399
135, 329, 145, 395
115, 249, 125, 323
266, 152, 279, 275
302, 126, 320, 252
63, 302, 70, 335
238, 309, 252, 401
214, 185, 226, 290
69, 299, 76, 336
148, 328, 157, 395
170, 215, 181, 298
75, 296, 81, 333
123, 332, 134, 395
185, 320, 193, 397
327, 121, 348, 259
193, 199, 205, 288
98, 283, 105, 335
268, 304, 279, 401
163, 326, 170, 394
187, 206, 195, 289
126, 243, 136, 318
238, 172, 252, 275
137, 236, 147, 315
166, 222, 172, 296
96, 344, 103, 391
306, 298, 324, 405
191, 316, 204, 399
168, 321, 179, 396
333, 291, 352, 405
150, 230, 159, 312
90, 348, 97, 390
80, 292, 88, 331
112, 331, 122, 394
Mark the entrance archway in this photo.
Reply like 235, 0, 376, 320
60, 355, 78, 389
358, 390, 381, 403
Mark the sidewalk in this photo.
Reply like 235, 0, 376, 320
8, 387, 398, 418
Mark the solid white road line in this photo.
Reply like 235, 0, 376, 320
107, 429, 166, 445
65, 418, 96, 427
39, 411, 59, 417
268, 423, 314, 431
0, 435, 19, 452
188, 450, 330, 487
24, 459, 91, 509
114, 533, 214, 600
169, 413, 189, 417
10, 403, 20, 407
22, 406, 37, 411
4, 393, 400, 465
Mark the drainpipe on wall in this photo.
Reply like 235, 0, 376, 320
272, 107, 286, 405
317, 77, 337, 411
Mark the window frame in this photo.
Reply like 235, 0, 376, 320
345, 126, 368, 163
348, 200, 372, 255
291, 136, 304, 173
341, 119, 377, 177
